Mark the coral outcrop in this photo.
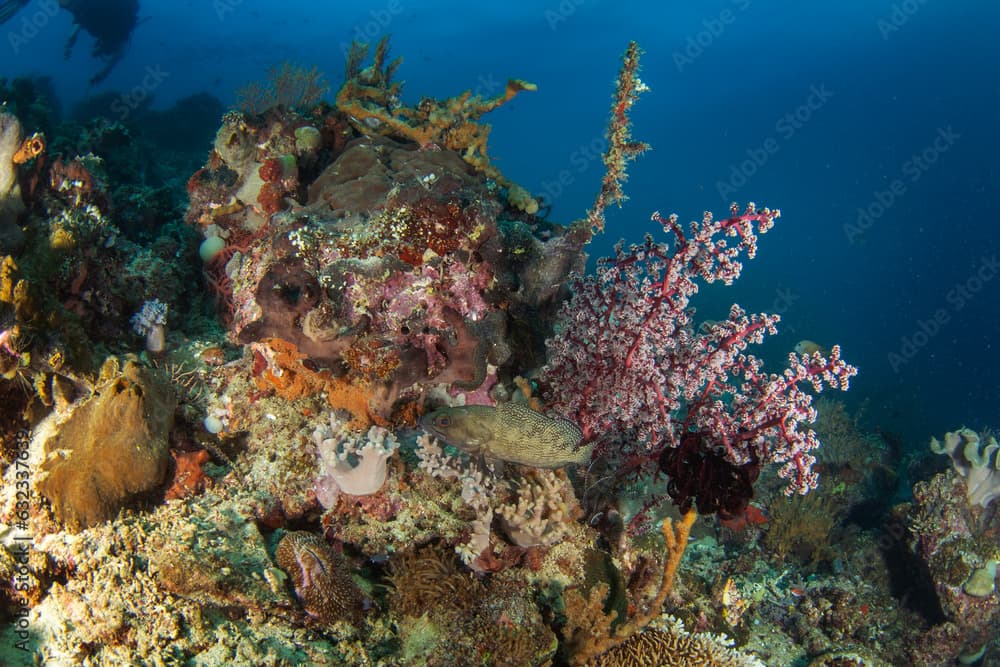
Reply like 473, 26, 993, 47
336, 37, 538, 212
903, 454, 1000, 664
930, 427, 1000, 507
188, 68, 585, 425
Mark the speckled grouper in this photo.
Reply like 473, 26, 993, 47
420, 402, 591, 468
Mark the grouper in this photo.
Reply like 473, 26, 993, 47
420, 402, 592, 468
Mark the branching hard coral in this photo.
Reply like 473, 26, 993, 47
498, 468, 583, 548
335, 36, 538, 210
416, 432, 502, 564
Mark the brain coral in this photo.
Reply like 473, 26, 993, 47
591, 616, 764, 667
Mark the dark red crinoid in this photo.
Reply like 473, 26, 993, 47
658, 431, 761, 521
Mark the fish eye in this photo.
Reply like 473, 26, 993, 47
436, 416, 450, 427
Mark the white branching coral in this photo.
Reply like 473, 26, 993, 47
498, 469, 582, 547
416, 433, 495, 565
314, 414, 398, 508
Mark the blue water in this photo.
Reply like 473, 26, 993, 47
7, 0, 999, 451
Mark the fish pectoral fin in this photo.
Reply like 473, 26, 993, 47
479, 454, 503, 476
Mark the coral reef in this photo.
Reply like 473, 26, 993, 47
0, 39, 944, 667
185, 53, 587, 426
336, 37, 538, 212
900, 453, 1000, 664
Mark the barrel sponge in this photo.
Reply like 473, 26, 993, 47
36, 361, 177, 530
930, 427, 1000, 508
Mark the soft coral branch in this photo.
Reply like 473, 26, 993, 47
542, 204, 857, 504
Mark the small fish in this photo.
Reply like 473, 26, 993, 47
421, 402, 590, 468
794, 339, 828, 356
